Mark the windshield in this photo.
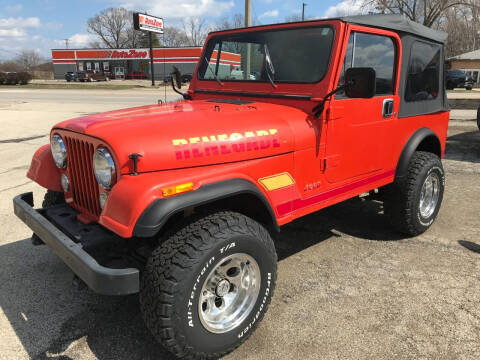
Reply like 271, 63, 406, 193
198, 26, 334, 84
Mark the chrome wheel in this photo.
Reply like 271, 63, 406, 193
419, 172, 440, 218
198, 253, 260, 333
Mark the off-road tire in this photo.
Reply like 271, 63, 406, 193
384, 151, 445, 236
140, 211, 277, 359
42, 190, 65, 208
33, 190, 66, 244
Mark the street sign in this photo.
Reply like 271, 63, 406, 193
133, 13, 164, 34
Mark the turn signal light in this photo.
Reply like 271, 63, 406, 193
162, 182, 194, 197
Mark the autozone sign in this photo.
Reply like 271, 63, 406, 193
110, 50, 148, 58
134, 12, 164, 34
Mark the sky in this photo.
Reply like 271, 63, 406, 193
0, 0, 368, 60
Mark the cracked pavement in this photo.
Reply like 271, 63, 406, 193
0, 88, 479, 360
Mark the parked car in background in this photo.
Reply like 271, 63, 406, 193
65, 72, 78, 82
17, 72, 32, 85
77, 71, 111, 82
0, 71, 32, 85
5, 72, 18, 85
446, 70, 474, 90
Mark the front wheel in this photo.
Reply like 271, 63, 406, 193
384, 151, 445, 236
140, 211, 277, 359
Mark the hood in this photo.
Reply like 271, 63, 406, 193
54, 99, 302, 174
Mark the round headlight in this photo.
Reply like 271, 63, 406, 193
51, 134, 67, 169
93, 148, 115, 189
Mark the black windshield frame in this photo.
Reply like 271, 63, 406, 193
197, 25, 335, 85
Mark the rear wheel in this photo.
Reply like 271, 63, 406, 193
384, 151, 445, 236
140, 211, 277, 359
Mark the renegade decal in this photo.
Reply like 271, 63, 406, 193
259, 172, 295, 191
173, 129, 280, 160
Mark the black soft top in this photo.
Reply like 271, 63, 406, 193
340, 14, 447, 44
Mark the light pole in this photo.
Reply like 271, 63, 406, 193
302, 3, 307, 21
245, 0, 251, 80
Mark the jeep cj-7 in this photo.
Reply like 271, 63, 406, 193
14, 15, 449, 359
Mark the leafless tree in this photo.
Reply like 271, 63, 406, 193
363, 0, 480, 56
15, 49, 43, 70
285, 13, 305, 22
183, 17, 210, 46
0, 60, 22, 72
365, 0, 477, 27
162, 27, 190, 47
216, 13, 245, 30
87, 7, 134, 48
442, 1, 480, 56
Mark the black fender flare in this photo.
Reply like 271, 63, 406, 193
395, 127, 441, 181
133, 178, 278, 237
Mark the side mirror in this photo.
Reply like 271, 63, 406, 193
345, 67, 376, 98
172, 66, 182, 89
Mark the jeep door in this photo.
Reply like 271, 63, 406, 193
324, 27, 400, 184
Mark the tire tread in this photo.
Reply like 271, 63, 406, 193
385, 151, 443, 236
140, 211, 277, 360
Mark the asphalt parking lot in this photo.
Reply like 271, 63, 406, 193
0, 89, 479, 360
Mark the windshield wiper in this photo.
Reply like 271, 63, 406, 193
263, 44, 276, 88
202, 56, 223, 86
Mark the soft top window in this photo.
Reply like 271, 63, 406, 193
198, 26, 335, 84
405, 41, 441, 102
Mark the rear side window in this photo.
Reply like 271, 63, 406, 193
337, 32, 396, 97
405, 41, 441, 102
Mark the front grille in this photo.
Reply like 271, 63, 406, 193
63, 136, 101, 218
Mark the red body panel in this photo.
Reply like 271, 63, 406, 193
54, 101, 303, 174
27, 145, 62, 192
29, 19, 450, 238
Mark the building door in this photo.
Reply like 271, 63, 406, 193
114, 67, 125, 79
324, 29, 398, 184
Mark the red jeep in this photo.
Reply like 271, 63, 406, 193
14, 15, 449, 359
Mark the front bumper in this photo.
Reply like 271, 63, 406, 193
13, 192, 139, 295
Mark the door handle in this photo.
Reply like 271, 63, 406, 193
382, 99, 394, 118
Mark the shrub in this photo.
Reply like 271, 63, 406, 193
17, 72, 32, 85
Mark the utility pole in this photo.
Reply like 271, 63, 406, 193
245, 0, 251, 80
63, 38, 70, 49
302, 3, 307, 21
149, 31, 155, 86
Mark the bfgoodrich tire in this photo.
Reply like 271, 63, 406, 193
140, 211, 277, 359
384, 151, 445, 236
42, 190, 65, 207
